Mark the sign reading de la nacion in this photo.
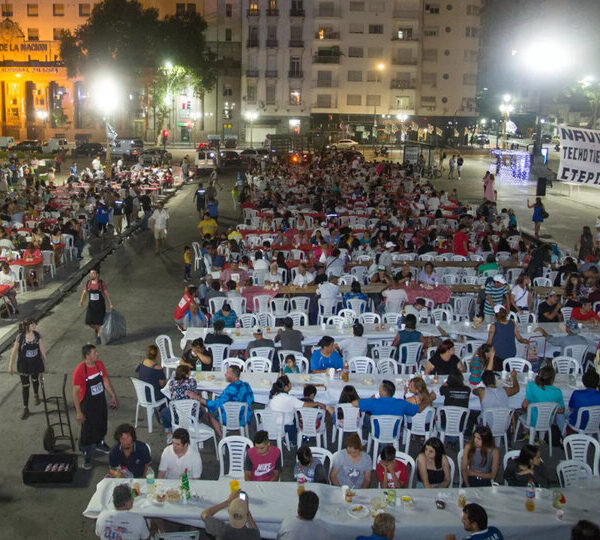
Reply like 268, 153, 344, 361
0, 42, 49, 53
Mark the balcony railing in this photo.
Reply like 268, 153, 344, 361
246, 69, 259, 77
314, 79, 338, 88
391, 34, 420, 41
390, 79, 416, 89
288, 70, 303, 78
289, 39, 304, 47
314, 31, 340, 40
391, 58, 417, 65
266, 39, 278, 47
247, 8, 259, 16
247, 39, 259, 48
289, 8, 305, 17
313, 54, 341, 64
266, 8, 279, 16
265, 70, 278, 78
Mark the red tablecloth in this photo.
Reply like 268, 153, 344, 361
9, 257, 43, 267
241, 286, 279, 312
400, 285, 452, 306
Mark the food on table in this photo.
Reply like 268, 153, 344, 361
351, 505, 363, 512
166, 489, 180, 502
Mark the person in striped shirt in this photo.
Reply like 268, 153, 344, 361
483, 275, 508, 322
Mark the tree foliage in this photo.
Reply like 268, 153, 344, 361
564, 80, 600, 129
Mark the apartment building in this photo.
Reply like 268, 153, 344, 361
241, 0, 481, 143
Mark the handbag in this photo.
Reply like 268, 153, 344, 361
541, 210, 549, 219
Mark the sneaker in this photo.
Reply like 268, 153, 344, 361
82, 459, 93, 471
96, 441, 110, 454
34, 395, 41, 406
166, 432, 173, 445
21, 408, 30, 420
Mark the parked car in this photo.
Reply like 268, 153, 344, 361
0, 136, 15, 150
42, 138, 69, 154
219, 150, 243, 166
11, 140, 42, 153
140, 147, 172, 165
328, 138, 359, 151
195, 149, 217, 174
239, 148, 270, 163
111, 137, 144, 161
72, 142, 106, 157
472, 134, 490, 145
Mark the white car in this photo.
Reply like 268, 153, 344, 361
329, 139, 359, 150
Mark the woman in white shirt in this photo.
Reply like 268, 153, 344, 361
509, 273, 532, 314
268, 375, 326, 445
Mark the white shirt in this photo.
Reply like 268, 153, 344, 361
265, 272, 282, 284
276, 516, 330, 540
511, 284, 530, 309
158, 445, 202, 479
95, 509, 149, 540
317, 281, 340, 299
151, 208, 169, 230
339, 336, 369, 359
0, 269, 16, 286
292, 271, 314, 287
428, 197, 440, 211
269, 393, 305, 426
253, 259, 268, 271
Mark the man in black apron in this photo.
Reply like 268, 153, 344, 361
72, 344, 119, 470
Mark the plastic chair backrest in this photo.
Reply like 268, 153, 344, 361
207, 344, 229, 371
359, 313, 381, 324
557, 460, 593, 488
570, 406, 600, 437
246, 356, 272, 373
482, 408, 512, 438
222, 357, 245, 371
552, 356, 580, 374
398, 342, 423, 366
218, 436, 253, 479
335, 404, 363, 431
288, 311, 308, 327
376, 358, 399, 375
370, 415, 403, 442
131, 377, 158, 406
503, 357, 532, 373
408, 407, 434, 435
438, 406, 469, 436
348, 356, 376, 374
563, 434, 600, 476
250, 347, 275, 359
238, 313, 258, 328
296, 408, 325, 436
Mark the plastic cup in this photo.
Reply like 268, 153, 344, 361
556, 509, 564, 520
229, 480, 240, 493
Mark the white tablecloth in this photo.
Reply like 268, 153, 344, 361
83, 478, 598, 539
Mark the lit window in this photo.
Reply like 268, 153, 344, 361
27, 4, 39, 17
53, 3, 64, 16
289, 90, 301, 105
28, 28, 40, 41
2, 4, 13, 17
79, 3, 90, 16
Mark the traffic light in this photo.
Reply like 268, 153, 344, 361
161, 129, 169, 145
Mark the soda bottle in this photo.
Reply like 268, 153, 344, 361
297, 470, 307, 496
181, 468, 191, 500
146, 468, 156, 498
342, 358, 350, 382
525, 479, 535, 511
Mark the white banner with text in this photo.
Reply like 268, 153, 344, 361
558, 125, 600, 186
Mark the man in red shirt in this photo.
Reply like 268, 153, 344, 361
452, 224, 469, 257
173, 286, 197, 327
571, 298, 600, 326
244, 430, 281, 482
72, 344, 119, 470
376, 445, 409, 488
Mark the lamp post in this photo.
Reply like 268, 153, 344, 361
373, 63, 386, 149
245, 111, 258, 148
499, 94, 514, 150
92, 75, 120, 169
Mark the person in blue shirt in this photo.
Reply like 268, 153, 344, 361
343, 281, 368, 308
211, 303, 238, 328
522, 365, 565, 429
356, 512, 395, 540
108, 424, 151, 479
310, 336, 343, 373
568, 370, 600, 430
447, 503, 503, 540
95, 200, 109, 237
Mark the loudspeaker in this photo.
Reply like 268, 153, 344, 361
536, 178, 547, 197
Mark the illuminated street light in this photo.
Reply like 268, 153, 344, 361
499, 95, 514, 150
245, 111, 258, 147
520, 40, 569, 74
91, 74, 121, 166
164, 60, 173, 72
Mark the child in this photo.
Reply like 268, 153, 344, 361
183, 245, 192, 282
294, 445, 328, 484
299, 384, 321, 431
376, 445, 408, 489
283, 354, 299, 374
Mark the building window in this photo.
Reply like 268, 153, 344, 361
1, 4, 13, 17
27, 28, 40, 41
347, 70, 362, 82
349, 23, 363, 34
348, 47, 363, 58
349, 1, 364, 11
463, 73, 477, 85
367, 47, 383, 58
247, 85, 257, 103
249, 1, 258, 11
53, 28, 66, 40
366, 95, 381, 106
425, 3, 440, 14
316, 94, 332, 108
223, 85, 232, 97
466, 26, 478, 37
421, 96, 436, 109
462, 97, 476, 111
53, 3, 64, 16
395, 96, 411, 109
368, 24, 383, 34
366, 70, 383, 83
464, 49, 478, 62
347, 95, 362, 105
290, 26, 303, 40
225, 28, 232, 41
289, 90, 301, 105
176, 4, 185, 15
423, 26, 439, 37
79, 3, 91, 16
422, 72, 437, 86
289, 56, 302, 75
422, 49, 438, 62
225, 3, 232, 16
466, 4, 480, 15
266, 85, 276, 105
27, 4, 39, 17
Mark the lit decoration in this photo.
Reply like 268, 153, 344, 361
489, 149, 531, 185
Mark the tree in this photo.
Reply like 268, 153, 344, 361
565, 79, 600, 129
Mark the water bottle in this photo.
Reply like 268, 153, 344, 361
525, 479, 535, 512
146, 468, 155, 498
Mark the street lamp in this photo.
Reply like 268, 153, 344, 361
91, 74, 120, 168
245, 111, 258, 147
373, 63, 386, 149
499, 95, 514, 149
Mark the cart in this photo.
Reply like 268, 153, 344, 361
41, 374, 76, 453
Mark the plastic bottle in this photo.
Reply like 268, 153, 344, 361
525, 479, 535, 511
181, 468, 191, 501
146, 468, 155, 498
297, 469, 307, 496
342, 358, 350, 382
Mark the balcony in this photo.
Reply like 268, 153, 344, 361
391, 34, 420, 41
288, 70, 303, 78
317, 9, 341, 17
314, 79, 338, 88
391, 79, 416, 89
313, 54, 341, 64
266, 8, 279, 16
289, 8, 305, 17
247, 8, 259, 16
265, 70, 278, 78
391, 58, 418, 65
246, 39, 259, 48
289, 39, 304, 47
246, 69, 259, 77
314, 31, 340, 40
392, 10, 420, 19
266, 39, 278, 47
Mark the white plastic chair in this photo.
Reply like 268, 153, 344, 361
288, 311, 308, 327
245, 356, 272, 373
130, 377, 167, 433
563, 434, 600, 476
398, 342, 423, 374
372, 344, 397, 361
482, 408, 512, 453
367, 415, 403, 459
42, 250, 56, 278
326, 315, 346, 329
348, 356, 376, 374
564, 344, 589, 369
376, 450, 416, 488
222, 357, 245, 371
306, 446, 334, 479
11, 264, 27, 294
170, 399, 217, 454
359, 313, 381, 325
290, 296, 310, 314
206, 344, 229, 372
338, 308, 357, 325
503, 450, 520, 481
383, 312, 402, 325
155, 335, 180, 378
208, 296, 227, 315
269, 298, 290, 319
228, 296, 247, 316
430, 308, 452, 324
435, 406, 469, 452
560, 306, 573, 320
332, 403, 364, 451
318, 298, 339, 324
377, 358, 399, 375
567, 405, 600, 439
295, 408, 327, 448
346, 298, 367, 315
249, 347, 275, 360
255, 409, 289, 466
217, 436, 253, 479
238, 313, 258, 328
61, 233, 77, 261
404, 406, 434, 453
253, 294, 272, 313
552, 356, 581, 374
217, 401, 250, 438
557, 460, 593, 488
276, 350, 309, 373
513, 402, 559, 456
503, 357, 532, 373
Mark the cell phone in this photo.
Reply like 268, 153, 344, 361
239, 491, 247, 501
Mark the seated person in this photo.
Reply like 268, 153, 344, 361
571, 297, 600, 326
212, 303, 238, 328
283, 354, 300, 374
376, 445, 408, 489
246, 326, 275, 357
503, 444, 548, 487
310, 336, 343, 373
157, 428, 203, 480
204, 319, 234, 346
537, 290, 563, 323
181, 301, 207, 329
568, 370, 600, 432
416, 437, 451, 488
424, 339, 465, 375
108, 424, 151, 479
294, 445, 328, 484
95, 484, 150, 540
180, 338, 213, 371
244, 430, 281, 482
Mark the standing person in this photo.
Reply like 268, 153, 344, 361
447, 155, 455, 179
575, 226, 595, 262
193, 183, 207, 218
486, 305, 528, 371
456, 154, 464, 180
72, 344, 119, 470
149, 201, 169, 254
0, 261, 19, 313
527, 197, 546, 240
483, 173, 496, 202
8, 319, 48, 419
112, 195, 124, 235
139, 191, 152, 231
79, 268, 113, 345
95, 199, 109, 238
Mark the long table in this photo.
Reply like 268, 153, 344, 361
83, 478, 599, 539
